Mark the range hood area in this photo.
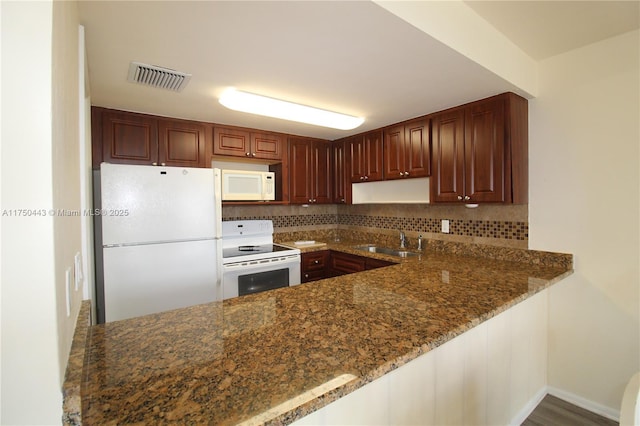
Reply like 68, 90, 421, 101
351, 178, 430, 204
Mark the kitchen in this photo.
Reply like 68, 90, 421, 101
1, 1, 638, 425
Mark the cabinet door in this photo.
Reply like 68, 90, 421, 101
332, 140, 350, 204
213, 127, 251, 158
348, 135, 366, 183
430, 109, 465, 203
158, 120, 207, 168
464, 99, 505, 203
384, 125, 405, 180
404, 119, 430, 178
102, 110, 158, 165
251, 132, 283, 160
289, 138, 312, 204
363, 130, 384, 181
365, 257, 395, 270
328, 251, 366, 277
311, 141, 332, 204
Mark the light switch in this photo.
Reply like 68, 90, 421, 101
441, 219, 450, 233
74, 252, 83, 291
65, 267, 72, 317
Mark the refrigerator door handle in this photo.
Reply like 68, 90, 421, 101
213, 168, 222, 238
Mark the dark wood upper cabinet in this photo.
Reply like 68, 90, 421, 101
404, 119, 430, 178
251, 132, 283, 160
349, 131, 383, 183
332, 139, 350, 204
102, 110, 158, 166
363, 130, 384, 181
97, 108, 208, 168
431, 109, 465, 202
464, 98, 505, 203
383, 125, 404, 180
212, 127, 250, 158
213, 126, 283, 161
289, 137, 332, 204
430, 92, 528, 204
93, 92, 527, 206
383, 119, 430, 180
158, 120, 208, 168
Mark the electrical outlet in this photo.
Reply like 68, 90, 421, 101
441, 219, 450, 233
442, 270, 450, 284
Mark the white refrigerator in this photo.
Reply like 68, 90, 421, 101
99, 163, 222, 323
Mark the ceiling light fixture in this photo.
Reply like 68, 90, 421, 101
218, 88, 364, 131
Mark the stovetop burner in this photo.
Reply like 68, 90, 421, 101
221, 220, 300, 264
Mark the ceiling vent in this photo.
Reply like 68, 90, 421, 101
127, 62, 191, 92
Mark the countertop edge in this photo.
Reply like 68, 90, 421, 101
262, 267, 575, 425
62, 300, 91, 426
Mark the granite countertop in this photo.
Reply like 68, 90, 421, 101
74, 242, 572, 425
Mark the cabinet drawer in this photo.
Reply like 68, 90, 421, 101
301, 251, 328, 283
303, 252, 327, 271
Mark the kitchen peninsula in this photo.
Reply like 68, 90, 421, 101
67, 243, 572, 425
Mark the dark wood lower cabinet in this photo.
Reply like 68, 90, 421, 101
301, 250, 396, 283
328, 251, 366, 277
301, 251, 329, 283
365, 257, 395, 270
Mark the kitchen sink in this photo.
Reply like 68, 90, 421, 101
353, 245, 419, 258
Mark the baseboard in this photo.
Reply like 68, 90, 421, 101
547, 385, 621, 422
509, 387, 548, 425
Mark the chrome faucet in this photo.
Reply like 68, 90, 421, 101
417, 234, 423, 251
399, 230, 407, 249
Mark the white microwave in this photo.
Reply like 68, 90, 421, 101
221, 170, 275, 201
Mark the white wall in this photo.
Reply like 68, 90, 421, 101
52, 0, 84, 388
529, 29, 640, 417
0, 1, 84, 423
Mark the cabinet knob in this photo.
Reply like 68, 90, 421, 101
314, 260, 319, 264
360, 176, 365, 181
309, 199, 313, 203
304, 273, 309, 278
312, 199, 317, 203
457, 195, 463, 201
152, 162, 158, 166
399, 172, 403, 176
404, 171, 409, 176
464, 195, 471, 201
161, 163, 166, 166
364, 176, 369, 180
246, 152, 251, 156
251, 153, 256, 157
341, 198, 345, 203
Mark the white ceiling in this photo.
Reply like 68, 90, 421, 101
465, 1, 640, 61
78, 1, 639, 141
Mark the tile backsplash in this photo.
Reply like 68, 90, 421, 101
222, 203, 528, 249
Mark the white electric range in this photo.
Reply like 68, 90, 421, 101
221, 220, 301, 300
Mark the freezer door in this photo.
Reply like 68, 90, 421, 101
103, 239, 221, 322
101, 163, 221, 245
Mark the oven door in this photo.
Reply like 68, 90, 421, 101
222, 254, 301, 300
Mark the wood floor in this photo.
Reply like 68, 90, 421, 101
522, 394, 618, 426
